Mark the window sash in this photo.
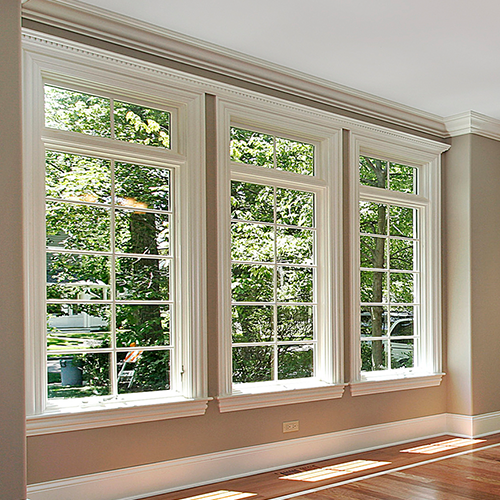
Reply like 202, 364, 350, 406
45, 146, 175, 402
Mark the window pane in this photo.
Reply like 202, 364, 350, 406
44, 85, 111, 137
232, 305, 273, 343
230, 127, 273, 167
116, 257, 169, 301
115, 163, 170, 212
390, 307, 414, 336
360, 235, 386, 269
47, 304, 111, 350
390, 163, 416, 194
115, 210, 169, 256
278, 344, 314, 379
46, 202, 110, 252
117, 350, 170, 394
277, 305, 314, 341
116, 305, 170, 347
390, 205, 415, 238
276, 137, 314, 175
360, 306, 388, 338
48, 353, 111, 399
391, 339, 414, 368
390, 273, 416, 303
231, 181, 274, 223
231, 264, 274, 302
231, 222, 274, 263
47, 253, 110, 300
233, 346, 273, 383
277, 228, 314, 265
276, 188, 314, 227
360, 271, 387, 303
114, 101, 170, 148
45, 151, 111, 203
389, 238, 415, 271
359, 156, 387, 189
361, 340, 388, 371
278, 266, 313, 303
360, 201, 388, 235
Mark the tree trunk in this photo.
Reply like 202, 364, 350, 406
130, 211, 163, 343
366, 158, 387, 369
371, 203, 386, 368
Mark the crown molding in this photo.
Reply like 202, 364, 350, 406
22, 1, 500, 143
444, 111, 500, 141
22, 0, 449, 138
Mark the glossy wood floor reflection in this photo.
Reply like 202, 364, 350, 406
141, 434, 500, 500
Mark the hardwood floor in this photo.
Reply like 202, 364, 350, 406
141, 434, 500, 500
300, 448, 500, 499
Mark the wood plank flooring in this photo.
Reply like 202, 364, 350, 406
141, 434, 500, 500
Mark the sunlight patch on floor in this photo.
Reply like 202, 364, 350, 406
279, 460, 391, 482
400, 438, 486, 454
177, 490, 256, 500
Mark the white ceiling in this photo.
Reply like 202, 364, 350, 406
78, 0, 500, 120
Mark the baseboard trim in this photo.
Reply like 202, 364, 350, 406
447, 410, 500, 438
28, 411, 500, 500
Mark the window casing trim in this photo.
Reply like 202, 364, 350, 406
23, 36, 208, 432
216, 96, 344, 410
26, 396, 210, 436
349, 130, 449, 395
218, 382, 346, 413
350, 373, 444, 397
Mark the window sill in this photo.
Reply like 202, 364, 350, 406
26, 396, 211, 435
217, 380, 346, 413
350, 372, 445, 397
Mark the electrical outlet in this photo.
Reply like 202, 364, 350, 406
283, 420, 299, 433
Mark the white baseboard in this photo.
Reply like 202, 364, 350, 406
27, 411, 500, 500
447, 410, 500, 438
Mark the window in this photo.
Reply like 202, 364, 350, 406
23, 40, 208, 433
350, 131, 447, 396
217, 98, 344, 412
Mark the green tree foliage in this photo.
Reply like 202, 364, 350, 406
230, 127, 314, 175
45, 86, 111, 137
44, 85, 170, 148
114, 101, 170, 148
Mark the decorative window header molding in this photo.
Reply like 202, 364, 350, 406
22, 29, 451, 156
22, 0, 449, 138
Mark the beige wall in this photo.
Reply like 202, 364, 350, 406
470, 135, 500, 414
0, 0, 26, 499
28, 388, 446, 483
444, 134, 473, 415
444, 134, 500, 417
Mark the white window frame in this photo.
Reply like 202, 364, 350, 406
23, 32, 209, 434
216, 96, 345, 412
349, 129, 448, 396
